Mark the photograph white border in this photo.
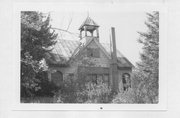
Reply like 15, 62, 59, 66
12, 2, 168, 111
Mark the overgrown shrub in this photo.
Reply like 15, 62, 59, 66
112, 88, 136, 104
52, 78, 78, 103
77, 82, 112, 103
34, 71, 60, 97
52, 79, 112, 103
21, 71, 60, 103
131, 69, 159, 104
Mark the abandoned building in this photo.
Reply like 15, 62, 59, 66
46, 16, 134, 92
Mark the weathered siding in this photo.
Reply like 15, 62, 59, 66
48, 40, 111, 85
48, 39, 132, 93
48, 65, 78, 81
74, 40, 110, 68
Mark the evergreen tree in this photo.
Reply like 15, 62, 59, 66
21, 11, 57, 98
135, 12, 159, 103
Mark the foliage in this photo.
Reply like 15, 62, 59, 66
21, 11, 58, 98
34, 71, 60, 97
134, 11, 159, 103
112, 88, 136, 104
78, 82, 112, 103
58, 78, 78, 103
52, 77, 112, 103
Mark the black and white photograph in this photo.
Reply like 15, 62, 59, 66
20, 9, 159, 104
4, 0, 180, 117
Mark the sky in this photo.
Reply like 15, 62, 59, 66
49, 10, 148, 65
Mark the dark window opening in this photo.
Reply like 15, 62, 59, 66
122, 73, 131, 91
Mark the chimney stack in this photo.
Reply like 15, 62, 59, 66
110, 27, 119, 93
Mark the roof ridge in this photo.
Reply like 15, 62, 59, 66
57, 39, 79, 42
49, 38, 134, 67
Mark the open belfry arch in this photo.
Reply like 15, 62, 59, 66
79, 16, 99, 38
46, 16, 134, 93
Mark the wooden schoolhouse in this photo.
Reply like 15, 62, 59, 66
46, 16, 134, 92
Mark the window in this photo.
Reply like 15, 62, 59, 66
67, 73, 74, 84
92, 74, 97, 84
86, 74, 109, 86
97, 75, 103, 84
122, 73, 131, 91
51, 71, 63, 87
87, 48, 100, 58
103, 74, 109, 86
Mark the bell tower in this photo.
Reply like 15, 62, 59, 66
79, 16, 99, 45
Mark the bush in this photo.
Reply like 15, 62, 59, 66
52, 80, 112, 103
78, 82, 112, 103
21, 71, 60, 102
52, 78, 78, 103
112, 88, 136, 104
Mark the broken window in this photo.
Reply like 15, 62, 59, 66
122, 73, 131, 91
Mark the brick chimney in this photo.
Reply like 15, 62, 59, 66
110, 27, 119, 93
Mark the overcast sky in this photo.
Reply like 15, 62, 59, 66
50, 10, 148, 65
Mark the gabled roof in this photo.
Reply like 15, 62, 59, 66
47, 39, 134, 67
71, 38, 134, 68
46, 39, 79, 65
101, 43, 134, 68
79, 17, 99, 30
71, 38, 111, 60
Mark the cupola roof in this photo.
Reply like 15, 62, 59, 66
79, 16, 99, 31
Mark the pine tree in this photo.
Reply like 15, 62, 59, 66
135, 12, 159, 103
21, 11, 57, 98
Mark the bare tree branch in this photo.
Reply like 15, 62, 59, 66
66, 16, 73, 31
51, 27, 79, 37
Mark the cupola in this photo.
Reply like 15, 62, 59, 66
79, 16, 99, 44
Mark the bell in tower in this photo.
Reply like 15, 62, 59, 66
79, 16, 99, 45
